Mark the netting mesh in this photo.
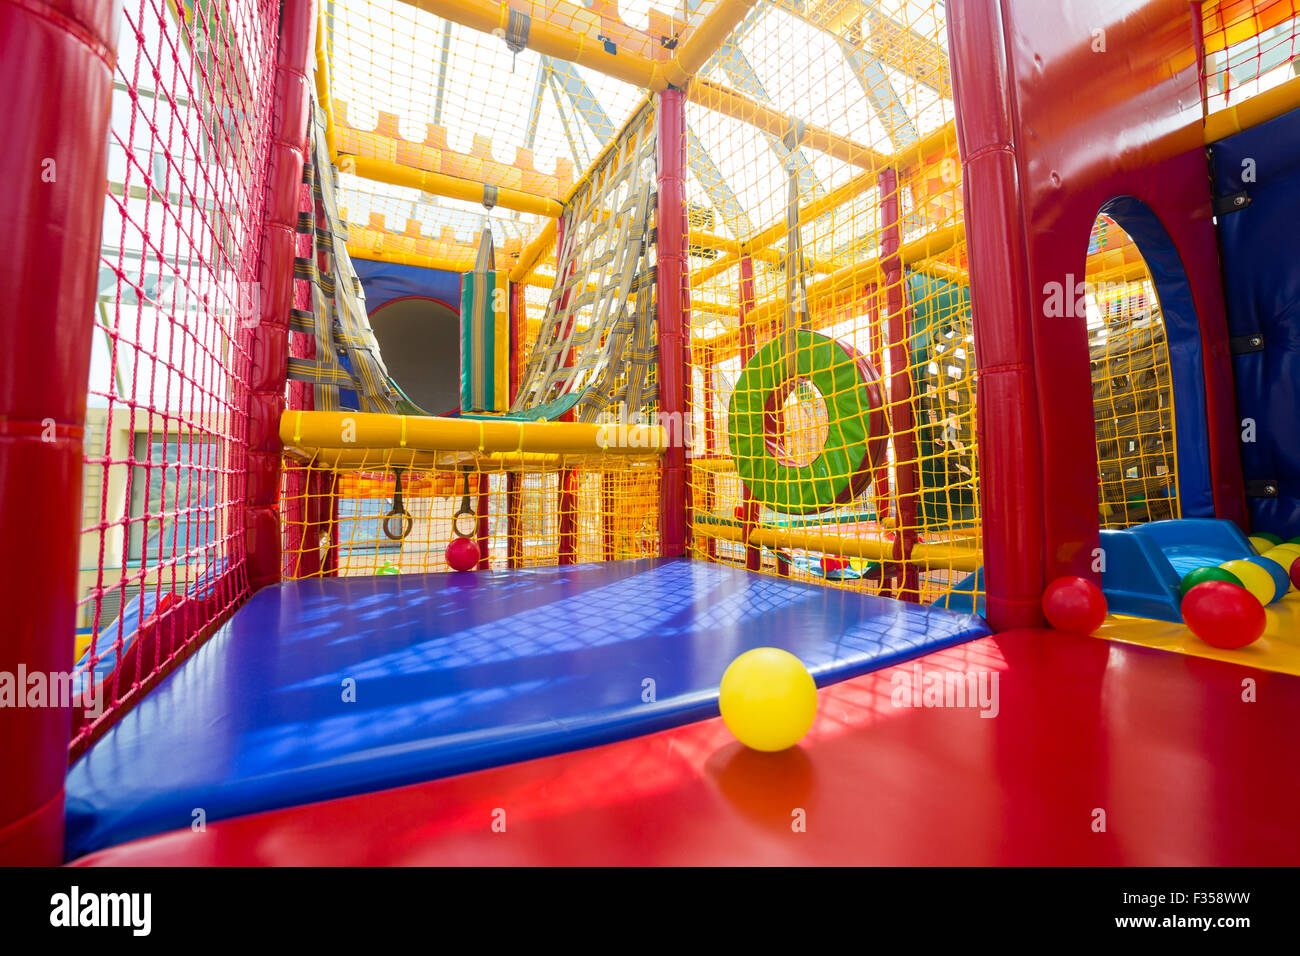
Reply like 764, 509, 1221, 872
282, 450, 661, 576
1202, 0, 1300, 113
683, 1, 978, 607
75, 0, 281, 750
1086, 216, 1180, 529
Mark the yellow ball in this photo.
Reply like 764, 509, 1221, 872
719, 648, 818, 752
1263, 544, 1300, 564
1219, 559, 1273, 606
1249, 535, 1277, 554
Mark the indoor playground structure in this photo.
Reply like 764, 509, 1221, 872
4, 0, 1300, 866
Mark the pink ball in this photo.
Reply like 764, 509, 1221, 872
445, 536, 481, 572
1042, 575, 1108, 635
1182, 581, 1266, 649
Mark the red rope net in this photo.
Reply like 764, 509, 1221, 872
74, 0, 281, 753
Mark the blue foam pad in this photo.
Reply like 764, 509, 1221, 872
65, 558, 989, 858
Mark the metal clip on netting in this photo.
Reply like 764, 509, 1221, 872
383, 470, 415, 541
499, 9, 530, 72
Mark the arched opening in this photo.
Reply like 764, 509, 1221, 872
1084, 213, 1180, 527
368, 296, 461, 415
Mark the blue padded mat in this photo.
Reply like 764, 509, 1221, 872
65, 558, 990, 858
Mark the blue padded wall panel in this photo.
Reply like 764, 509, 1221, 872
1211, 107, 1300, 538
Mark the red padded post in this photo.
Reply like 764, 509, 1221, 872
0, 0, 120, 864
946, 0, 1049, 630
245, 0, 315, 592
878, 167, 920, 601
737, 253, 761, 571
507, 282, 524, 569
656, 87, 691, 557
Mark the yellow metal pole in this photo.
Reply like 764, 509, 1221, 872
281, 410, 670, 455
693, 521, 983, 572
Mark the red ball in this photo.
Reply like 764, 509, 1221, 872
1042, 576, 1108, 634
445, 536, 481, 572
1181, 581, 1266, 649
821, 555, 849, 574
1290, 554, 1300, 591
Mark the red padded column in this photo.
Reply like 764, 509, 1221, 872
245, 0, 315, 591
656, 88, 691, 557
0, 0, 120, 864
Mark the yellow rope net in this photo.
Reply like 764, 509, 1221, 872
1086, 215, 1181, 529
683, 1, 979, 607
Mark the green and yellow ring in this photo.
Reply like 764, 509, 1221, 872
727, 330, 887, 515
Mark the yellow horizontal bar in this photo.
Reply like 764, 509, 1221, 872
702, 221, 965, 353
1204, 74, 1300, 143
349, 247, 472, 273
281, 411, 669, 456
694, 521, 983, 572
346, 156, 563, 218
687, 77, 887, 170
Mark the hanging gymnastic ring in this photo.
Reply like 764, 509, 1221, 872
383, 470, 414, 540
451, 470, 477, 539
727, 329, 886, 515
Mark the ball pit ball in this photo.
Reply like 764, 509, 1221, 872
1291, 555, 1300, 592
1041, 576, 1108, 634
1244, 555, 1290, 603
1219, 559, 1274, 606
1178, 565, 1242, 600
445, 536, 481, 572
719, 647, 818, 752
1249, 535, 1278, 554
1254, 532, 1283, 547
1181, 581, 1266, 649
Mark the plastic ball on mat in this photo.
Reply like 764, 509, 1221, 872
1254, 531, 1283, 547
1178, 566, 1242, 600
1182, 581, 1266, 649
1244, 555, 1290, 603
1041, 576, 1107, 634
445, 536, 481, 572
1219, 559, 1274, 606
719, 648, 818, 752
377, 563, 400, 575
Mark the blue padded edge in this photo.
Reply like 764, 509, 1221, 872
352, 257, 462, 313
64, 559, 990, 858
1210, 108, 1300, 538
1098, 197, 1215, 519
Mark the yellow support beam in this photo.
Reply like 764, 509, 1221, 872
344, 155, 564, 219
694, 521, 983, 572
1204, 74, 1300, 143
281, 411, 669, 457
401, 0, 756, 90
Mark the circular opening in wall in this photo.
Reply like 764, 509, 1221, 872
368, 297, 461, 415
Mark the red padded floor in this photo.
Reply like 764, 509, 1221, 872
72, 629, 1300, 866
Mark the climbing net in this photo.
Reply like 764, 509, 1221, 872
684, 1, 979, 607
75, 0, 281, 751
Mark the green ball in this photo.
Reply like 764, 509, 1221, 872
1255, 532, 1283, 546
1179, 566, 1243, 600
1287, 537, 1300, 547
